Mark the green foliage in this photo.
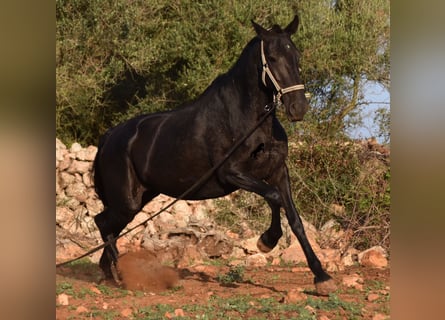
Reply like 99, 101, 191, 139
56, 281, 74, 296
217, 265, 245, 285
374, 106, 390, 144
56, 0, 390, 252
292, 135, 390, 251
214, 134, 390, 251
307, 293, 363, 318
56, 0, 389, 145
296, 0, 390, 136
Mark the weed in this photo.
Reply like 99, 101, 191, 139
367, 279, 386, 291
203, 257, 228, 267
56, 281, 74, 296
96, 284, 114, 296
169, 284, 184, 293
217, 265, 245, 285
307, 294, 363, 318
76, 287, 96, 298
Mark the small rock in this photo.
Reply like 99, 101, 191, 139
342, 273, 364, 290
70, 142, 82, 154
283, 289, 307, 303
67, 160, 91, 174
325, 260, 343, 272
174, 308, 185, 317
226, 230, 239, 239
341, 248, 359, 267
90, 286, 101, 295
59, 171, 75, 189
246, 253, 268, 267
319, 249, 342, 272
372, 313, 389, 320
280, 242, 306, 264
76, 306, 88, 313
57, 293, 69, 306
367, 293, 380, 302
76, 145, 97, 161
65, 181, 88, 202
192, 264, 219, 276
318, 316, 331, 320
358, 246, 388, 268
56, 138, 67, 161
121, 308, 133, 317
58, 154, 72, 171
304, 305, 316, 314
271, 257, 281, 265
240, 236, 260, 254
82, 171, 94, 187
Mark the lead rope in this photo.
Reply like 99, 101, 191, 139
56, 101, 278, 268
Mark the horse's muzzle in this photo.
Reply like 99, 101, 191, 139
286, 102, 309, 122
283, 93, 309, 122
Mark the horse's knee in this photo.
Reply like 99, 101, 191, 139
265, 190, 282, 205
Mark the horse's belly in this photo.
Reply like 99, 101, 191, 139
153, 175, 236, 200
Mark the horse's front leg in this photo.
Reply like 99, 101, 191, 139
257, 199, 283, 253
268, 164, 337, 296
223, 171, 283, 252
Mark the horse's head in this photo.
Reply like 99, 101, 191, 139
252, 15, 309, 122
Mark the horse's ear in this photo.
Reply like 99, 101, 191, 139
284, 15, 299, 35
251, 20, 270, 39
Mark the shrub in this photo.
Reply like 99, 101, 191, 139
56, 0, 300, 145
213, 134, 390, 252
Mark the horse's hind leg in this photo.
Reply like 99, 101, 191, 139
94, 183, 159, 279
94, 208, 139, 280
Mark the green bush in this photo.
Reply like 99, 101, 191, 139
288, 135, 390, 250
56, 0, 390, 251
214, 134, 390, 252
56, 0, 301, 145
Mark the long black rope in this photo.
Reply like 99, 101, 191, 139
56, 103, 277, 268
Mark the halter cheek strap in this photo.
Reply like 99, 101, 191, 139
260, 41, 309, 102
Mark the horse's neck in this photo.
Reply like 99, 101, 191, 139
226, 43, 272, 116
192, 40, 273, 121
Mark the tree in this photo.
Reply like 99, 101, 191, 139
56, 0, 390, 145
295, 0, 390, 138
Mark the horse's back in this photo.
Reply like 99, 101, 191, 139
127, 108, 236, 199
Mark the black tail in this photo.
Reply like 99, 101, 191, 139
93, 130, 112, 208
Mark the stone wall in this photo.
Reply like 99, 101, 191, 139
56, 138, 233, 266
56, 138, 388, 270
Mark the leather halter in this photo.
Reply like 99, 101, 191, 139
260, 41, 308, 103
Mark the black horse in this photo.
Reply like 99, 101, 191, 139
93, 15, 336, 295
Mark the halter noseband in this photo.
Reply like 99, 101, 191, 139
260, 41, 309, 104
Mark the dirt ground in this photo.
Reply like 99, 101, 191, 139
56, 250, 390, 319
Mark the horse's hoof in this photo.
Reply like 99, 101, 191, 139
315, 278, 337, 296
256, 237, 273, 253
